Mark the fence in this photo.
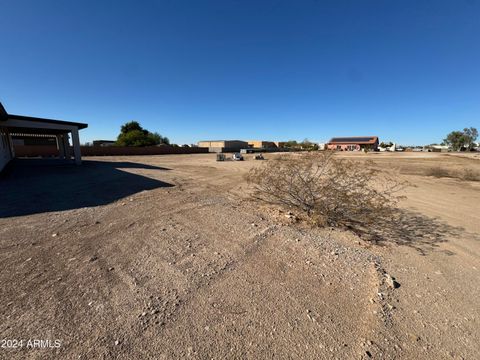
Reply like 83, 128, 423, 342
14, 145, 59, 157
80, 146, 208, 156
14, 145, 209, 158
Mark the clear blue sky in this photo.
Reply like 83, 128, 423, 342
1, 0, 479, 145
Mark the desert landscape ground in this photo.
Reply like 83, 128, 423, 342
1, 152, 479, 359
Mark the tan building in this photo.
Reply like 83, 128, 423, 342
247, 140, 277, 149
197, 140, 248, 153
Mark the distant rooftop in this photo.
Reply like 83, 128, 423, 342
198, 140, 246, 142
328, 136, 378, 144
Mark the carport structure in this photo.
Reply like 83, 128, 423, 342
0, 102, 88, 171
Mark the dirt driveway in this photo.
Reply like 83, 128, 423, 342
1, 153, 479, 359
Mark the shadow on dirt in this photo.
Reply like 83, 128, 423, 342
0, 159, 174, 218
361, 209, 466, 255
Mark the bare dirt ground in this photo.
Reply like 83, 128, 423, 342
1, 152, 479, 359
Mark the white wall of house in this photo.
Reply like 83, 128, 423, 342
0, 128, 13, 171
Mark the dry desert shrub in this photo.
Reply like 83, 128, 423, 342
425, 167, 480, 181
246, 152, 408, 237
425, 167, 451, 178
461, 168, 480, 181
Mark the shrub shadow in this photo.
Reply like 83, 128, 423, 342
362, 209, 467, 255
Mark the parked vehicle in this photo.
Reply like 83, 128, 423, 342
232, 153, 243, 161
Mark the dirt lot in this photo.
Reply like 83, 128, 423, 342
1, 152, 479, 359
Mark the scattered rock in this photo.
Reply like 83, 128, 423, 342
89, 256, 98, 262
108, 267, 115, 271
385, 274, 400, 289
114, 340, 121, 346
52, 233, 58, 237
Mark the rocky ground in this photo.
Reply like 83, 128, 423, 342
0, 152, 479, 359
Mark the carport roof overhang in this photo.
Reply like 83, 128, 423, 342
1, 114, 88, 134
0, 102, 88, 133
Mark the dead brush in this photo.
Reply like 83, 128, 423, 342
425, 167, 480, 181
246, 151, 408, 240
425, 167, 451, 178
461, 168, 480, 181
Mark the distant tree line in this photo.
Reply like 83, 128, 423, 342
443, 127, 478, 151
282, 139, 319, 151
379, 141, 394, 148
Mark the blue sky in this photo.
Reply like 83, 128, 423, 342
1, 0, 479, 145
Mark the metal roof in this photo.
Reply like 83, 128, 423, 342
328, 136, 378, 144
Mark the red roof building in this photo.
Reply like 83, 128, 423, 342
327, 136, 379, 151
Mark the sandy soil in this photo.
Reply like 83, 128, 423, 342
0, 152, 479, 359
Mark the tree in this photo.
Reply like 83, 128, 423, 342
120, 121, 144, 134
116, 121, 169, 147
463, 127, 478, 150
443, 127, 478, 151
282, 140, 299, 148
300, 138, 319, 151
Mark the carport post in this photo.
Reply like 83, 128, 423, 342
62, 134, 71, 160
71, 128, 82, 165
56, 134, 66, 159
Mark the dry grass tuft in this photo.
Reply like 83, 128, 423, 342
461, 169, 480, 181
425, 167, 480, 181
425, 167, 451, 178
